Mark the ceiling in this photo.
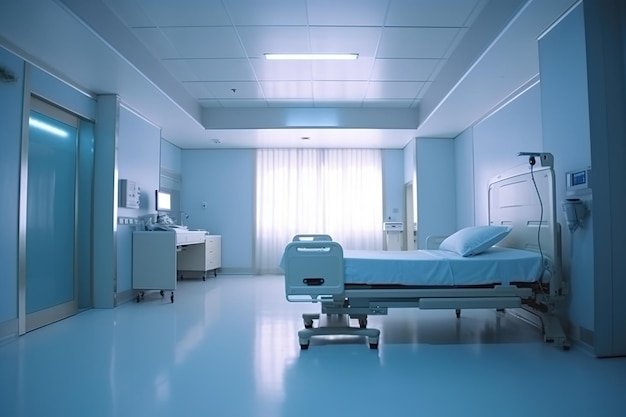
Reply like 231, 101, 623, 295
0, 0, 577, 149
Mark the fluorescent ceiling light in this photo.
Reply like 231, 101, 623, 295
264, 53, 358, 61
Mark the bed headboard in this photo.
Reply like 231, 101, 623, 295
488, 163, 562, 291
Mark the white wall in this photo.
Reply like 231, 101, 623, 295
538, 3, 594, 341
415, 138, 456, 248
115, 106, 161, 297
472, 84, 544, 226
454, 129, 475, 229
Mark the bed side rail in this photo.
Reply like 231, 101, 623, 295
283, 241, 344, 302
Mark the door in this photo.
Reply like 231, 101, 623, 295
23, 98, 79, 332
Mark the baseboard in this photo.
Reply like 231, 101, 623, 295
115, 289, 138, 306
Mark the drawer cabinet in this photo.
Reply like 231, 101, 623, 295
177, 235, 221, 280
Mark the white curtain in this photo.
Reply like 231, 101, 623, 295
255, 148, 383, 273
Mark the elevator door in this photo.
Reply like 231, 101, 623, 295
24, 98, 78, 331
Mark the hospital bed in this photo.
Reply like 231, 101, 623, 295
281, 160, 569, 350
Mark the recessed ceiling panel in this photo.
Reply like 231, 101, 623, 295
307, 0, 389, 26
260, 81, 313, 100
160, 27, 245, 58
251, 59, 312, 81
312, 81, 369, 100
237, 26, 310, 57
224, 0, 308, 25
163, 58, 257, 82
132, 0, 231, 27
385, 0, 484, 27
311, 59, 374, 81
366, 82, 425, 99
309, 27, 382, 57
378, 27, 462, 58
370, 59, 440, 81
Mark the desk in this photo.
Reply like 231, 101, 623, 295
132, 230, 221, 302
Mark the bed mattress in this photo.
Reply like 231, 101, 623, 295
343, 247, 543, 286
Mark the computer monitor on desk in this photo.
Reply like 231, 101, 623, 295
155, 190, 171, 212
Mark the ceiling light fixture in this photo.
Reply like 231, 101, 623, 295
264, 53, 358, 61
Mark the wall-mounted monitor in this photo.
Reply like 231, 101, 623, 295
155, 189, 171, 212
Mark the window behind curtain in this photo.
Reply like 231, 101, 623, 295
255, 148, 383, 273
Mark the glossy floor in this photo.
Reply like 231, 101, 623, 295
1, 275, 625, 417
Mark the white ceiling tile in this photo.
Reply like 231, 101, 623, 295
103, 0, 154, 27
163, 59, 256, 82
312, 81, 368, 100
260, 81, 313, 99
206, 81, 266, 99
309, 27, 382, 56
159, 59, 199, 81
160, 27, 245, 58
377, 27, 461, 58
223, 0, 308, 25
370, 59, 440, 81
182, 82, 216, 99
237, 26, 310, 57
250, 59, 312, 81
132, 28, 181, 58
307, 0, 390, 26
133, 0, 231, 27
366, 81, 425, 99
311, 59, 374, 81
385, 0, 483, 27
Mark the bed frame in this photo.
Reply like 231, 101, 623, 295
282, 160, 569, 350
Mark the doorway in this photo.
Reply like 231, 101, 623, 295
404, 182, 416, 250
20, 97, 80, 332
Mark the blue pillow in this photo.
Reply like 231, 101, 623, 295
439, 226, 512, 257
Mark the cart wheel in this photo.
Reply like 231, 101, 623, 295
140, 291, 145, 299
369, 343, 379, 349
202, 275, 206, 281
160, 290, 164, 297
300, 343, 309, 350
214, 270, 217, 277
170, 293, 174, 303
359, 318, 368, 329
455, 309, 461, 318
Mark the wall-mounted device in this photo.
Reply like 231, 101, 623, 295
562, 198, 588, 232
565, 168, 592, 196
119, 179, 140, 209
562, 167, 591, 232
155, 189, 171, 212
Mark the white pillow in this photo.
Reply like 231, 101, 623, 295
439, 226, 512, 257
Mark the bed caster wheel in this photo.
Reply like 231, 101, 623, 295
170, 293, 174, 303
300, 343, 309, 350
359, 319, 368, 329
369, 343, 378, 349
304, 323, 313, 329
160, 290, 164, 297
455, 309, 461, 319
202, 275, 206, 281
136, 294, 140, 303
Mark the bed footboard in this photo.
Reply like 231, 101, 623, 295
283, 240, 345, 302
